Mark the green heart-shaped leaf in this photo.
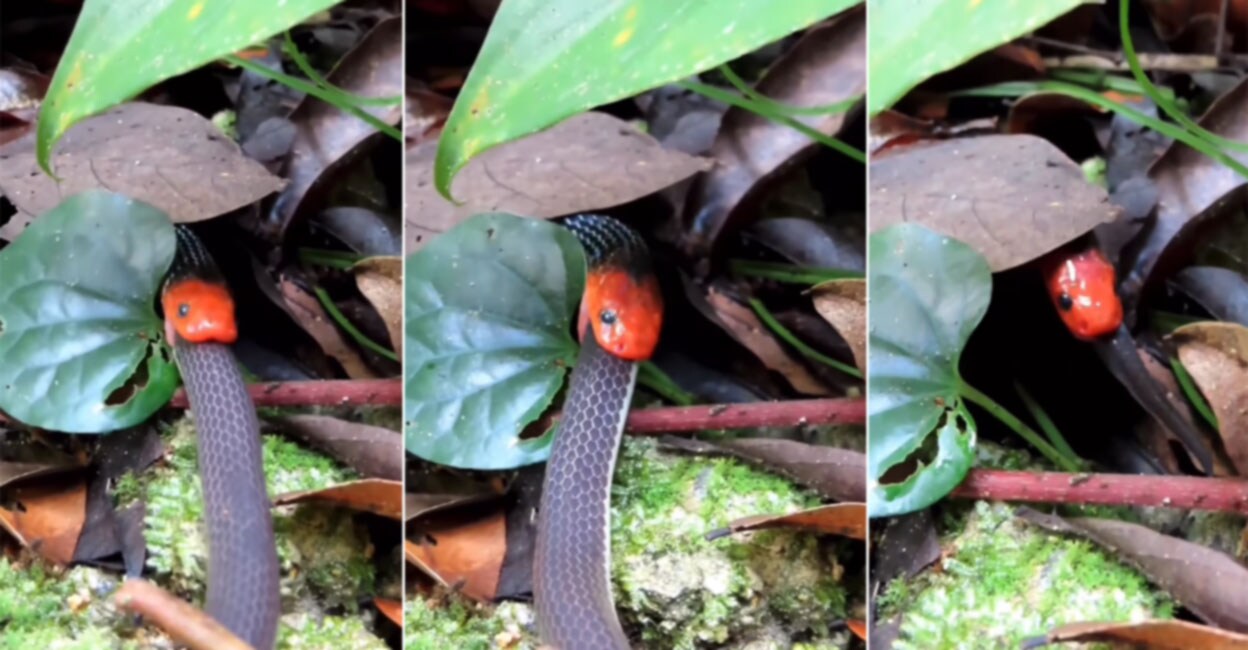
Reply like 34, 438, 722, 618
0, 190, 177, 433
37, 0, 340, 173
434, 0, 860, 199
405, 213, 584, 469
868, 223, 991, 517
868, 0, 1086, 115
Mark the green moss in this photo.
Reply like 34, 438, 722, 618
282, 507, 376, 611
112, 471, 143, 507
0, 559, 139, 649
403, 595, 536, 649
278, 612, 390, 650
889, 502, 1172, 649
610, 438, 846, 649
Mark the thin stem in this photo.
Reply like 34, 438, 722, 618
299, 247, 362, 270
223, 54, 402, 142
1170, 357, 1220, 430
282, 31, 402, 107
638, 361, 696, 406
1013, 381, 1080, 462
956, 79, 1248, 180
1119, 0, 1248, 153
679, 80, 866, 164
730, 259, 863, 285
312, 286, 399, 362
959, 381, 1081, 472
718, 64, 859, 117
747, 297, 862, 379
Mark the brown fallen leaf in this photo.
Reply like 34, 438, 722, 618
374, 597, 403, 627
811, 279, 866, 371
278, 276, 377, 379
0, 475, 87, 565
274, 414, 401, 480
406, 506, 506, 602
1018, 508, 1248, 632
354, 257, 403, 357
1024, 619, 1248, 649
697, 281, 829, 396
268, 17, 403, 237
404, 111, 711, 251
273, 478, 402, 520
1170, 322, 1248, 474
1130, 78, 1248, 311
869, 134, 1119, 271
405, 490, 504, 524
1134, 348, 1227, 475
682, 7, 866, 258
659, 436, 865, 503
0, 459, 82, 490
0, 103, 283, 226
707, 503, 867, 541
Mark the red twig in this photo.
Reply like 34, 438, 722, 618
170, 379, 401, 408
950, 469, 1248, 513
623, 397, 865, 433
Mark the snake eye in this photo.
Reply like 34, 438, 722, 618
1057, 293, 1073, 311
599, 309, 618, 326
177, 303, 190, 318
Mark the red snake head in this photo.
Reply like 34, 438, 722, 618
162, 278, 239, 344
1045, 247, 1122, 341
578, 267, 663, 362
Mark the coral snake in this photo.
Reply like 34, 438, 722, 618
532, 214, 663, 649
161, 225, 281, 649
1043, 243, 1213, 474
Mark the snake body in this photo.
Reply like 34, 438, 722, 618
533, 215, 663, 650
163, 225, 281, 649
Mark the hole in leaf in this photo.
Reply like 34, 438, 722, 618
104, 344, 154, 406
878, 406, 956, 485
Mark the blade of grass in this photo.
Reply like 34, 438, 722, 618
282, 31, 402, 108
956, 79, 1248, 181
638, 361, 697, 406
1013, 381, 1080, 463
300, 247, 364, 269
680, 80, 865, 164
224, 54, 402, 142
1119, 0, 1248, 154
746, 297, 862, 379
718, 64, 860, 117
312, 286, 399, 362
731, 259, 863, 285
959, 381, 1082, 472
1170, 356, 1220, 430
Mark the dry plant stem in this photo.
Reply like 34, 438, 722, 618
951, 469, 1248, 513
618, 397, 866, 433
115, 580, 254, 650
169, 378, 401, 408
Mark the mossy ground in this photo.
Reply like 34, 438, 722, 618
405, 438, 853, 649
5, 413, 393, 649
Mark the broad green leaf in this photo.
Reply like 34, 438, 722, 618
36, 0, 340, 173
0, 190, 178, 433
434, 0, 860, 199
405, 213, 584, 469
867, 0, 1088, 115
868, 223, 991, 517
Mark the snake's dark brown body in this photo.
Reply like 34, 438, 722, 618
533, 215, 662, 650
168, 226, 281, 649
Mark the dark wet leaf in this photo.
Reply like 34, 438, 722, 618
273, 478, 403, 520
406, 113, 710, 252
278, 275, 377, 380
707, 503, 867, 541
870, 134, 1119, 272
868, 0, 1085, 114
0, 460, 81, 489
274, 414, 402, 481
1171, 266, 1248, 327
74, 426, 164, 564
659, 436, 865, 502
0, 191, 178, 433
405, 214, 582, 469
268, 17, 403, 237
0, 103, 284, 227
745, 217, 866, 273
1024, 619, 1248, 649
868, 224, 987, 517
1128, 78, 1248, 310
1170, 322, 1248, 474
684, 10, 866, 257
35, 0, 340, 171
434, 0, 853, 197
1018, 507, 1248, 632
312, 206, 402, 256
871, 510, 940, 591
